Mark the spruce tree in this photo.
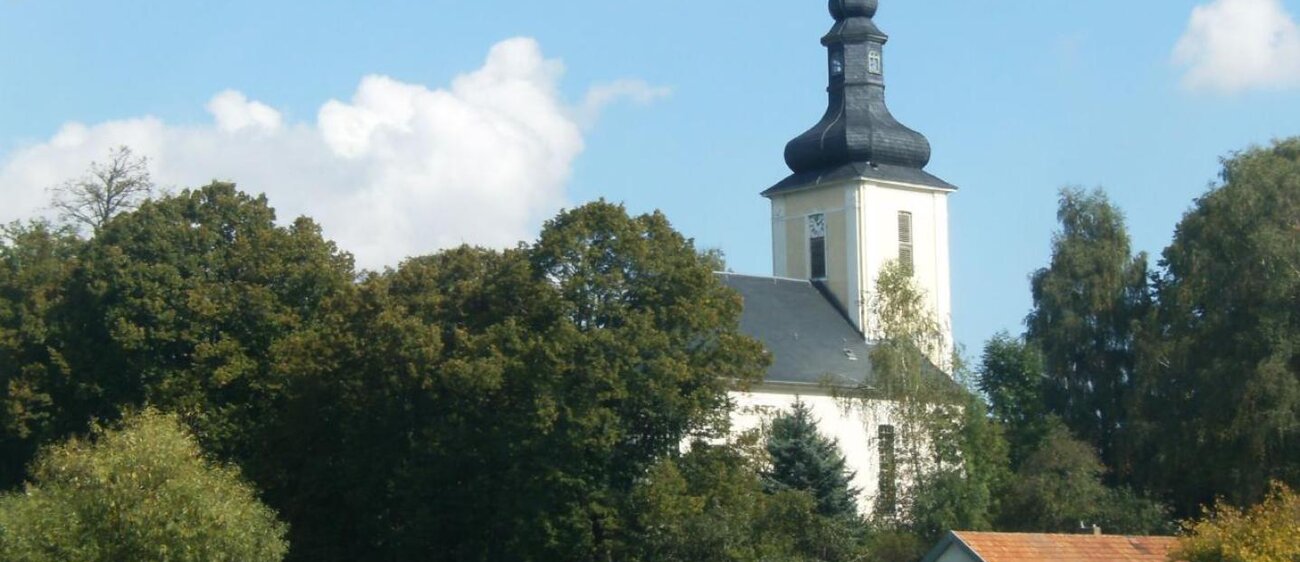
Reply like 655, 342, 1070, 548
764, 400, 859, 518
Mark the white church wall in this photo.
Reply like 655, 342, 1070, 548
729, 384, 901, 515
858, 180, 953, 352
768, 179, 954, 349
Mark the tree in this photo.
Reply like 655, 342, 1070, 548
0, 221, 82, 488
32, 182, 356, 492
50, 146, 154, 232
1174, 483, 1300, 562
0, 409, 287, 562
1134, 140, 1300, 514
977, 333, 1049, 467
861, 261, 1010, 542
997, 421, 1168, 535
1026, 187, 1150, 479
0, 182, 357, 532
266, 201, 770, 561
905, 396, 1009, 543
765, 400, 859, 518
624, 440, 867, 562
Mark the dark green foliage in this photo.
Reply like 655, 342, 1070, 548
1134, 139, 1300, 514
1026, 187, 1151, 478
0, 221, 82, 488
624, 441, 867, 562
51, 183, 355, 486
268, 201, 769, 560
0, 409, 287, 562
765, 400, 858, 518
977, 333, 1050, 467
905, 396, 1009, 544
860, 262, 1011, 548
0, 189, 771, 560
998, 421, 1168, 535
862, 529, 927, 562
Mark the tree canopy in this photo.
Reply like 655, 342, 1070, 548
0, 409, 287, 562
1026, 187, 1150, 478
5, 136, 1300, 559
1174, 483, 1300, 562
261, 201, 771, 560
1132, 140, 1300, 514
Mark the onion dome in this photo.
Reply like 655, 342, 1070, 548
829, 0, 877, 20
767, 0, 954, 194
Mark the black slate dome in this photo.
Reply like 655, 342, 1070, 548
767, 0, 954, 195
829, 0, 877, 20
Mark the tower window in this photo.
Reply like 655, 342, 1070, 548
868, 49, 883, 75
830, 52, 845, 77
878, 425, 897, 515
897, 211, 914, 276
808, 214, 827, 280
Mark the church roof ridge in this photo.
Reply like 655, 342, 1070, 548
715, 271, 819, 284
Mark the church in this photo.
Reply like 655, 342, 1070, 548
721, 0, 957, 515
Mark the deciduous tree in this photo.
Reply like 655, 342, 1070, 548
862, 262, 1009, 543
1026, 187, 1150, 479
50, 146, 154, 232
0, 221, 82, 488
1135, 140, 1300, 514
1174, 483, 1300, 562
977, 333, 1049, 467
0, 409, 287, 562
268, 201, 770, 561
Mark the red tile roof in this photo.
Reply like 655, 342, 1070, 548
953, 531, 1180, 562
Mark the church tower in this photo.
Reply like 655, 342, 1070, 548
766, 0, 955, 346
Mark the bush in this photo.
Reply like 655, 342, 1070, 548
0, 409, 287, 562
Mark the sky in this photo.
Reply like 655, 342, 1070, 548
2, 0, 1298, 354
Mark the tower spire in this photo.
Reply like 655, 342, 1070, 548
767, 0, 953, 194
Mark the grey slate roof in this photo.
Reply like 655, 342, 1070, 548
772, 0, 955, 195
718, 273, 874, 388
764, 162, 957, 196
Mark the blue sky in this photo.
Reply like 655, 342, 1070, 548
2, 0, 1298, 353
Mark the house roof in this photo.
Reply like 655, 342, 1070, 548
717, 273, 874, 387
921, 531, 1181, 562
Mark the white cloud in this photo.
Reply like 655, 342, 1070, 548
208, 90, 283, 135
0, 37, 668, 269
1174, 0, 1300, 93
577, 79, 673, 128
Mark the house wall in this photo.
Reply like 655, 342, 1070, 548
934, 545, 975, 562
729, 385, 900, 515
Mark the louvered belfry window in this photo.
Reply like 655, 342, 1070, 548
897, 211, 914, 276
809, 214, 827, 280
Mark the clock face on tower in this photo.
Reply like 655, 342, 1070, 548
808, 213, 827, 238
